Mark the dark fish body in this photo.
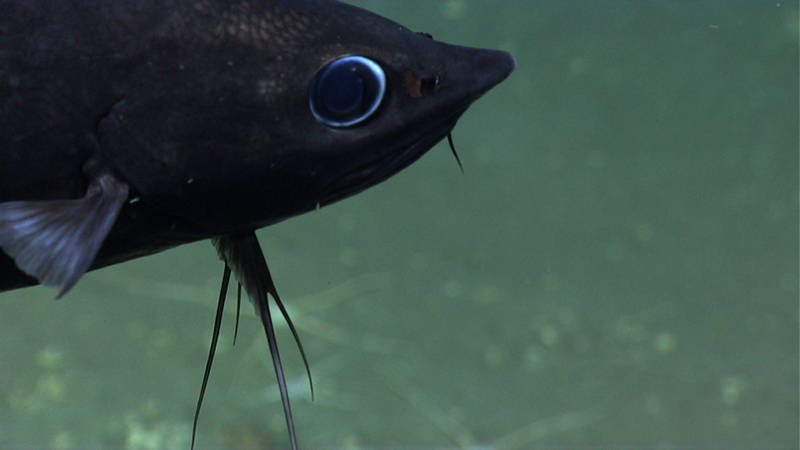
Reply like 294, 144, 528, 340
0, 0, 513, 291
0, 0, 514, 447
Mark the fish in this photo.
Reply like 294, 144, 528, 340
0, 0, 515, 447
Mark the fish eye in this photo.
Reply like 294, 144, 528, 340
309, 56, 386, 128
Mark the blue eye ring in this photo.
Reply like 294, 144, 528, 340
309, 56, 386, 128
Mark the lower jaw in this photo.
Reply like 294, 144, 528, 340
317, 120, 456, 207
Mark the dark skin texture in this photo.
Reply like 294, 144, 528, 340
1, 0, 514, 447
0, 0, 513, 291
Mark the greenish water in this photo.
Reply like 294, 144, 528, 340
1, 1, 797, 449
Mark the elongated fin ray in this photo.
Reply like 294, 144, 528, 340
233, 282, 242, 346
213, 232, 313, 450
0, 160, 128, 296
256, 276, 297, 449
191, 264, 231, 450
268, 281, 315, 401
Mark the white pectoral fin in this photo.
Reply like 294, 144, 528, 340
0, 161, 129, 297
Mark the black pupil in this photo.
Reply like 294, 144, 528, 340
322, 66, 364, 115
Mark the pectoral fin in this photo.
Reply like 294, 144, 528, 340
0, 160, 129, 297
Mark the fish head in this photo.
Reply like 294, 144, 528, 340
98, 0, 515, 236
275, 3, 516, 211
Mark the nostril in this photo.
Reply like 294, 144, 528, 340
419, 76, 440, 95
404, 70, 440, 98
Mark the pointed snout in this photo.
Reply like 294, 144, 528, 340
472, 48, 516, 96
434, 45, 515, 108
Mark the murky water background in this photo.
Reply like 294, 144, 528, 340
1, 1, 797, 449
